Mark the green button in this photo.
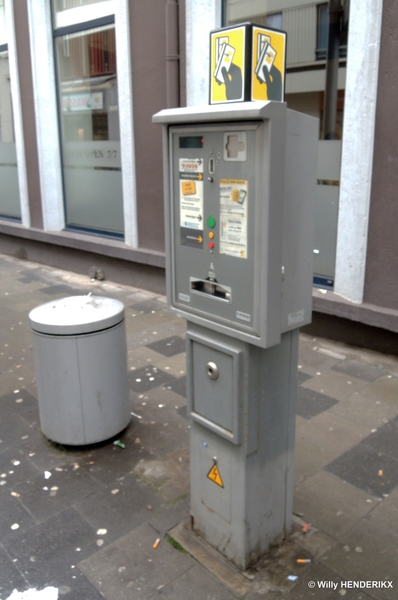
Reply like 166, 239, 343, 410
207, 216, 216, 228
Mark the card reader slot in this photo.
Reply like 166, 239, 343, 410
190, 278, 231, 303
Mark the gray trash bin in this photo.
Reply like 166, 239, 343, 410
29, 295, 130, 445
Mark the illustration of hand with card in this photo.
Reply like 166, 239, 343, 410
214, 38, 243, 100
254, 34, 282, 101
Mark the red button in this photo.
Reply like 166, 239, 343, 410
208, 241, 214, 249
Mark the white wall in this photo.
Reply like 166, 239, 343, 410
334, 0, 383, 303
185, 0, 222, 106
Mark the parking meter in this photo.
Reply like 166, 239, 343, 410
153, 101, 317, 570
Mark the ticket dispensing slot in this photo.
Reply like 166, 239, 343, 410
190, 277, 231, 303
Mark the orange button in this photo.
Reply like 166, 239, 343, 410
208, 241, 214, 249
208, 232, 214, 239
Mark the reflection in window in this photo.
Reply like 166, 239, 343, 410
55, 21, 124, 237
53, 0, 109, 11
266, 13, 282, 30
317, 3, 347, 61
0, 9, 21, 221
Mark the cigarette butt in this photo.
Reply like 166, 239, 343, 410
301, 523, 311, 533
297, 558, 312, 564
153, 538, 160, 549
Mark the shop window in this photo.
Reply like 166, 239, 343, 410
317, 3, 347, 61
53, 1, 124, 237
0, 1, 21, 221
266, 13, 282, 30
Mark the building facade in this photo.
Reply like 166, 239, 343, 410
0, 0, 397, 346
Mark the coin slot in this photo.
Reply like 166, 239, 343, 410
209, 157, 215, 175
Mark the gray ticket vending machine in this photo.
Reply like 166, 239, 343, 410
153, 101, 318, 570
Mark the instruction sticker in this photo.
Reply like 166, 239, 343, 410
251, 26, 286, 102
179, 158, 204, 248
219, 179, 248, 259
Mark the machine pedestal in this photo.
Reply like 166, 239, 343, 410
187, 325, 299, 571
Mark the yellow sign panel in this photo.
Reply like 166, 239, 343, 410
207, 463, 224, 488
210, 26, 246, 104
251, 27, 286, 102
181, 180, 196, 195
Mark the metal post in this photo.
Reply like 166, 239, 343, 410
166, 0, 180, 108
323, 0, 343, 140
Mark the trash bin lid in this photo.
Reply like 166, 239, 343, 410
29, 295, 125, 335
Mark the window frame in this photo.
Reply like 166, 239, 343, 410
27, 0, 137, 245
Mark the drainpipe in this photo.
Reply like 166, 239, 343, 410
323, 0, 343, 139
166, 0, 180, 108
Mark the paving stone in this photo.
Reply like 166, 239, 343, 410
149, 496, 190, 536
78, 522, 194, 600
75, 476, 164, 543
164, 375, 186, 398
0, 447, 41, 489
3, 507, 99, 588
361, 414, 398, 459
294, 470, 379, 538
146, 335, 187, 357
76, 435, 152, 487
0, 388, 40, 428
127, 345, 167, 369
48, 568, 105, 600
325, 443, 398, 496
322, 520, 398, 600
0, 413, 35, 449
15, 428, 84, 473
297, 370, 312, 385
327, 376, 398, 429
301, 369, 367, 400
157, 563, 238, 599
140, 310, 175, 326
0, 546, 28, 600
296, 387, 338, 420
12, 463, 101, 522
128, 364, 177, 393
246, 562, 373, 599
297, 345, 341, 376
294, 438, 335, 483
295, 411, 371, 467
129, 299, 164, 314
153, 352, 187, 377
126, 322, 186, 350
38, 284, 83, 296
365, 486, 398, 531
0, 488, 37, 540
332, 359, 385, 382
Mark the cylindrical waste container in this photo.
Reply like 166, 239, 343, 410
29, 295, 130, 445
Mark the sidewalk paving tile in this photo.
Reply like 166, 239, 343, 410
331, 359, 385, 382
0, 255, 398, 599
294, 470, 380, 537
321, 520, 398, 600
78, 522, 194, 600
3, 507, 99, 589
301, 369, 367, 400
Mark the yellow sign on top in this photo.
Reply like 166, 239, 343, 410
209, 23, 286, 104
251, 26, 286, 102
210, 26, 246, 104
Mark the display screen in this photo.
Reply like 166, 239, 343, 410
179, 136, 204, 149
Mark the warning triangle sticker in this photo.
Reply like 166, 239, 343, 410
207, 464, 224, 488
